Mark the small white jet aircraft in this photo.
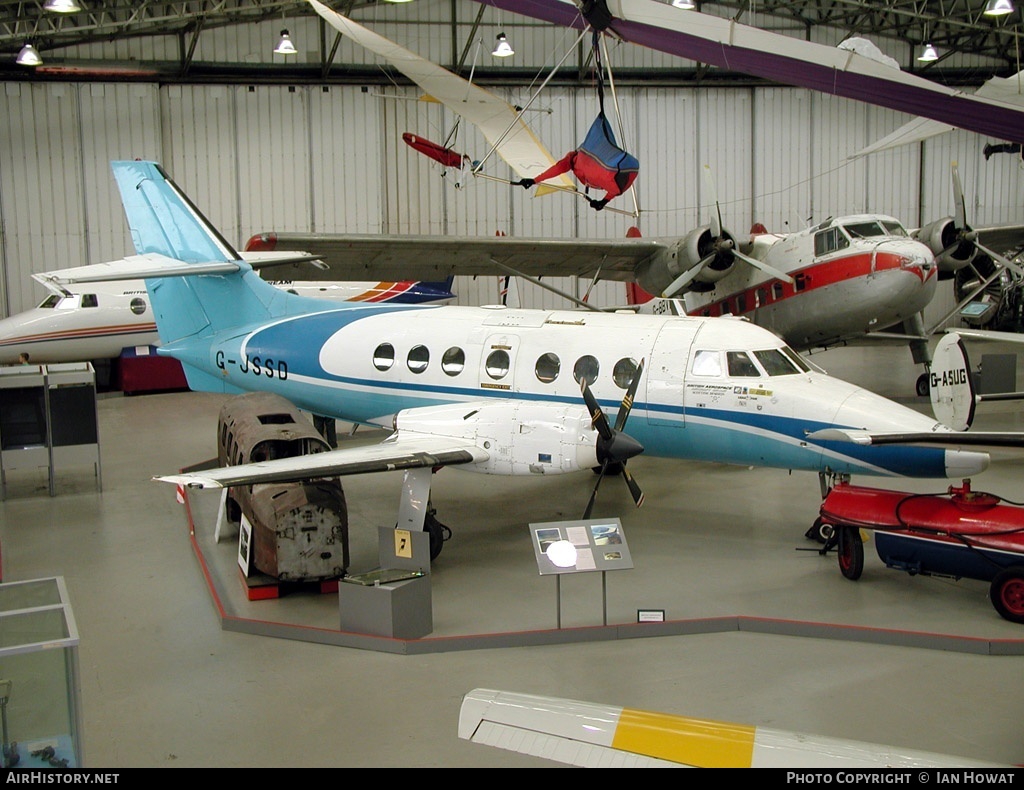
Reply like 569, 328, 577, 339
43, 159, 1002, 559
0, 264, 455, 365
458, 688, 1012, 768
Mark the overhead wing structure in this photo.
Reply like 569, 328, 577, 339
473, 0, 1024, 145
854, 70, 1024, 157
307, 0, 573, 191
458, 688, 1009, 768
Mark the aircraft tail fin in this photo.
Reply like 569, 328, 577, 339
111, 160, 312, 349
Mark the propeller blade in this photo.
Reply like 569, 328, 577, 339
661, 260, 709, 298
614, 358, 645, 432
703, 165, 722, 239
581, 378, 613, 441
622, 466, 644, 508
732, 248, 796, 284
952, 160, 967, 231
973, 241, 1024, 279
583, 461, 607, 520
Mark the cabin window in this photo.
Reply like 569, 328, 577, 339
407, 345, 429, 374
772, 283, 784, 300
129, 297, 148, 315
813, 227, 849, 256
485, 349, 510, 380
535, 352, 560, 384
612, 358, 638, 389
756, 288, 767, 307
727, 351, 760, 377
691, 350, 722, 376
754, 348, 806, 376
573, 355, 599, 386
372, 343, 395, 371
735, 293, 747, 313
441, 347, 465, 376
82, 294, 99, 308
794, 273, 807, 292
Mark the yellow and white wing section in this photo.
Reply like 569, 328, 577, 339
458, 688, 1007, 768
307, 0, 572, 192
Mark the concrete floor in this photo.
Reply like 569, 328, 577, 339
1, 343, 1023, 768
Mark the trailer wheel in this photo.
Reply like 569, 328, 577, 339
838, 526, 864, 581
989, 567, 1024, 624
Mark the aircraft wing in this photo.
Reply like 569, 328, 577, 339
853, 70, 1024, 157
307, 0, 574, 191
156, 433, 489, 490
458, 688, 1007, 768
475, 0, 1024, 145
33, 253, 241, 286
238, 232, 666, 282
807, 428, 1024, 448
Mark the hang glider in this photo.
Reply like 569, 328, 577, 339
306, 0, 573, 193
457, 688, 1009, 768
853, 71, 1024, 157
471, 0, 1024, 145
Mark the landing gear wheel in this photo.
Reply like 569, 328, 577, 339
424, 513, 451, 561
837, 526, 864, 581
916, 373, 930, 397
989, 566, 1024, 624
805, 517, 834, 544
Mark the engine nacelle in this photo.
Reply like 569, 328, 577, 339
635, 225, 738, 296
913, 217, 976, 278
394, 401, 601, 475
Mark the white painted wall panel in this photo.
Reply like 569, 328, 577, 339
0, 82, 85, 313
752, 89, 812, 233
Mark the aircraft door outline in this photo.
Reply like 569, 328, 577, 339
479, 334, 517, 393
646, 322, 700, 427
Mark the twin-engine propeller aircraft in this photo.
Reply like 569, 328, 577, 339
0, 260, 455, 365
53, 160, 999, 560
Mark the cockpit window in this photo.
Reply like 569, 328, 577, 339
781, 346, 811, 372
39, 295, 60, 309
842, 221, 887, 239
726, 351, 760, 377
813, 227, 850, 256
881, 220, 908, 237
754, 348, 804, 375
81, 294, 99, 308
691, 350, 722, 376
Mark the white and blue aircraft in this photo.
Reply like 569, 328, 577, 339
49, 160, 998, 559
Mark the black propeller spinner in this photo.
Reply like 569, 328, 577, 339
580, 359, 646, 520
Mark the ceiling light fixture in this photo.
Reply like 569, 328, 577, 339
492, 32, 514, 57
984, 0, 1016, 16
917, 42, 939, 62
274, 29, 297, 55
43, 0, 82, 12
16, 44, 43, 66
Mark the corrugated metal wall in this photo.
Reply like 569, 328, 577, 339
1, 3, 1022, 323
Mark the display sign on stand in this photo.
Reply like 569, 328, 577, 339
529, 518, 634, 628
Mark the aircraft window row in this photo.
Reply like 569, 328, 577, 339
370, 342, 640, 389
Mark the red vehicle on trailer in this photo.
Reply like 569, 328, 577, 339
818, 479, 1024, 624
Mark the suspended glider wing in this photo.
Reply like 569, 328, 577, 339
307, 0, 573, 193
853, 70, 1024, 157
473, 0, 1024, 145
458, 688, 1008, 768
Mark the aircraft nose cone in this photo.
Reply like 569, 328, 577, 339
601, 432, 644, 464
